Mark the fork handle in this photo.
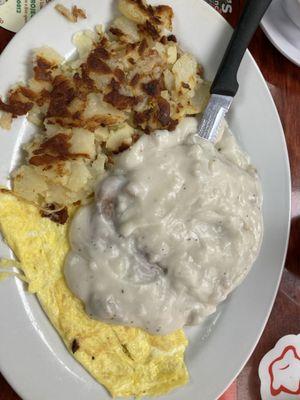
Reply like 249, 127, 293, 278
210, 0, 272, 97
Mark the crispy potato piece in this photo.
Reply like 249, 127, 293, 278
118, 0, 173, 30
0, 112, 12, 130
55, 4, 86, 23
118, 0, 150, 24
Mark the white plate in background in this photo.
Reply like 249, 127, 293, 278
261, 0, 300, 66
0, 0, 291, 399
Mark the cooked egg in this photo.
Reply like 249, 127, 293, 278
0, 191, 188, 398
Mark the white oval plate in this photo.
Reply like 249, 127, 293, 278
0, 1, 291, 399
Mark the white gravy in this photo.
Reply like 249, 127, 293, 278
65, 118, 263, 335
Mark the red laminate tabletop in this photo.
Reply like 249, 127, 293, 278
0, 1, 299, 399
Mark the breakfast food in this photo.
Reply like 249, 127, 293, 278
0, 0, 209, 217
0, 0, 204, 396
0, 190, 188, 398
0, 0, 263, 398
65, 118, 263, 335
55, 4, 87, 22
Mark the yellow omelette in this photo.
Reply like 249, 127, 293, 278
0, 191, 188, 398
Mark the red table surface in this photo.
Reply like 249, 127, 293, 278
0, 1, 299, 399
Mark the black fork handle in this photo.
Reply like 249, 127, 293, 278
210, 0, 273, 97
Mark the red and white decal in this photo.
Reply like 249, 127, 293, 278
259, 334, 300, 399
